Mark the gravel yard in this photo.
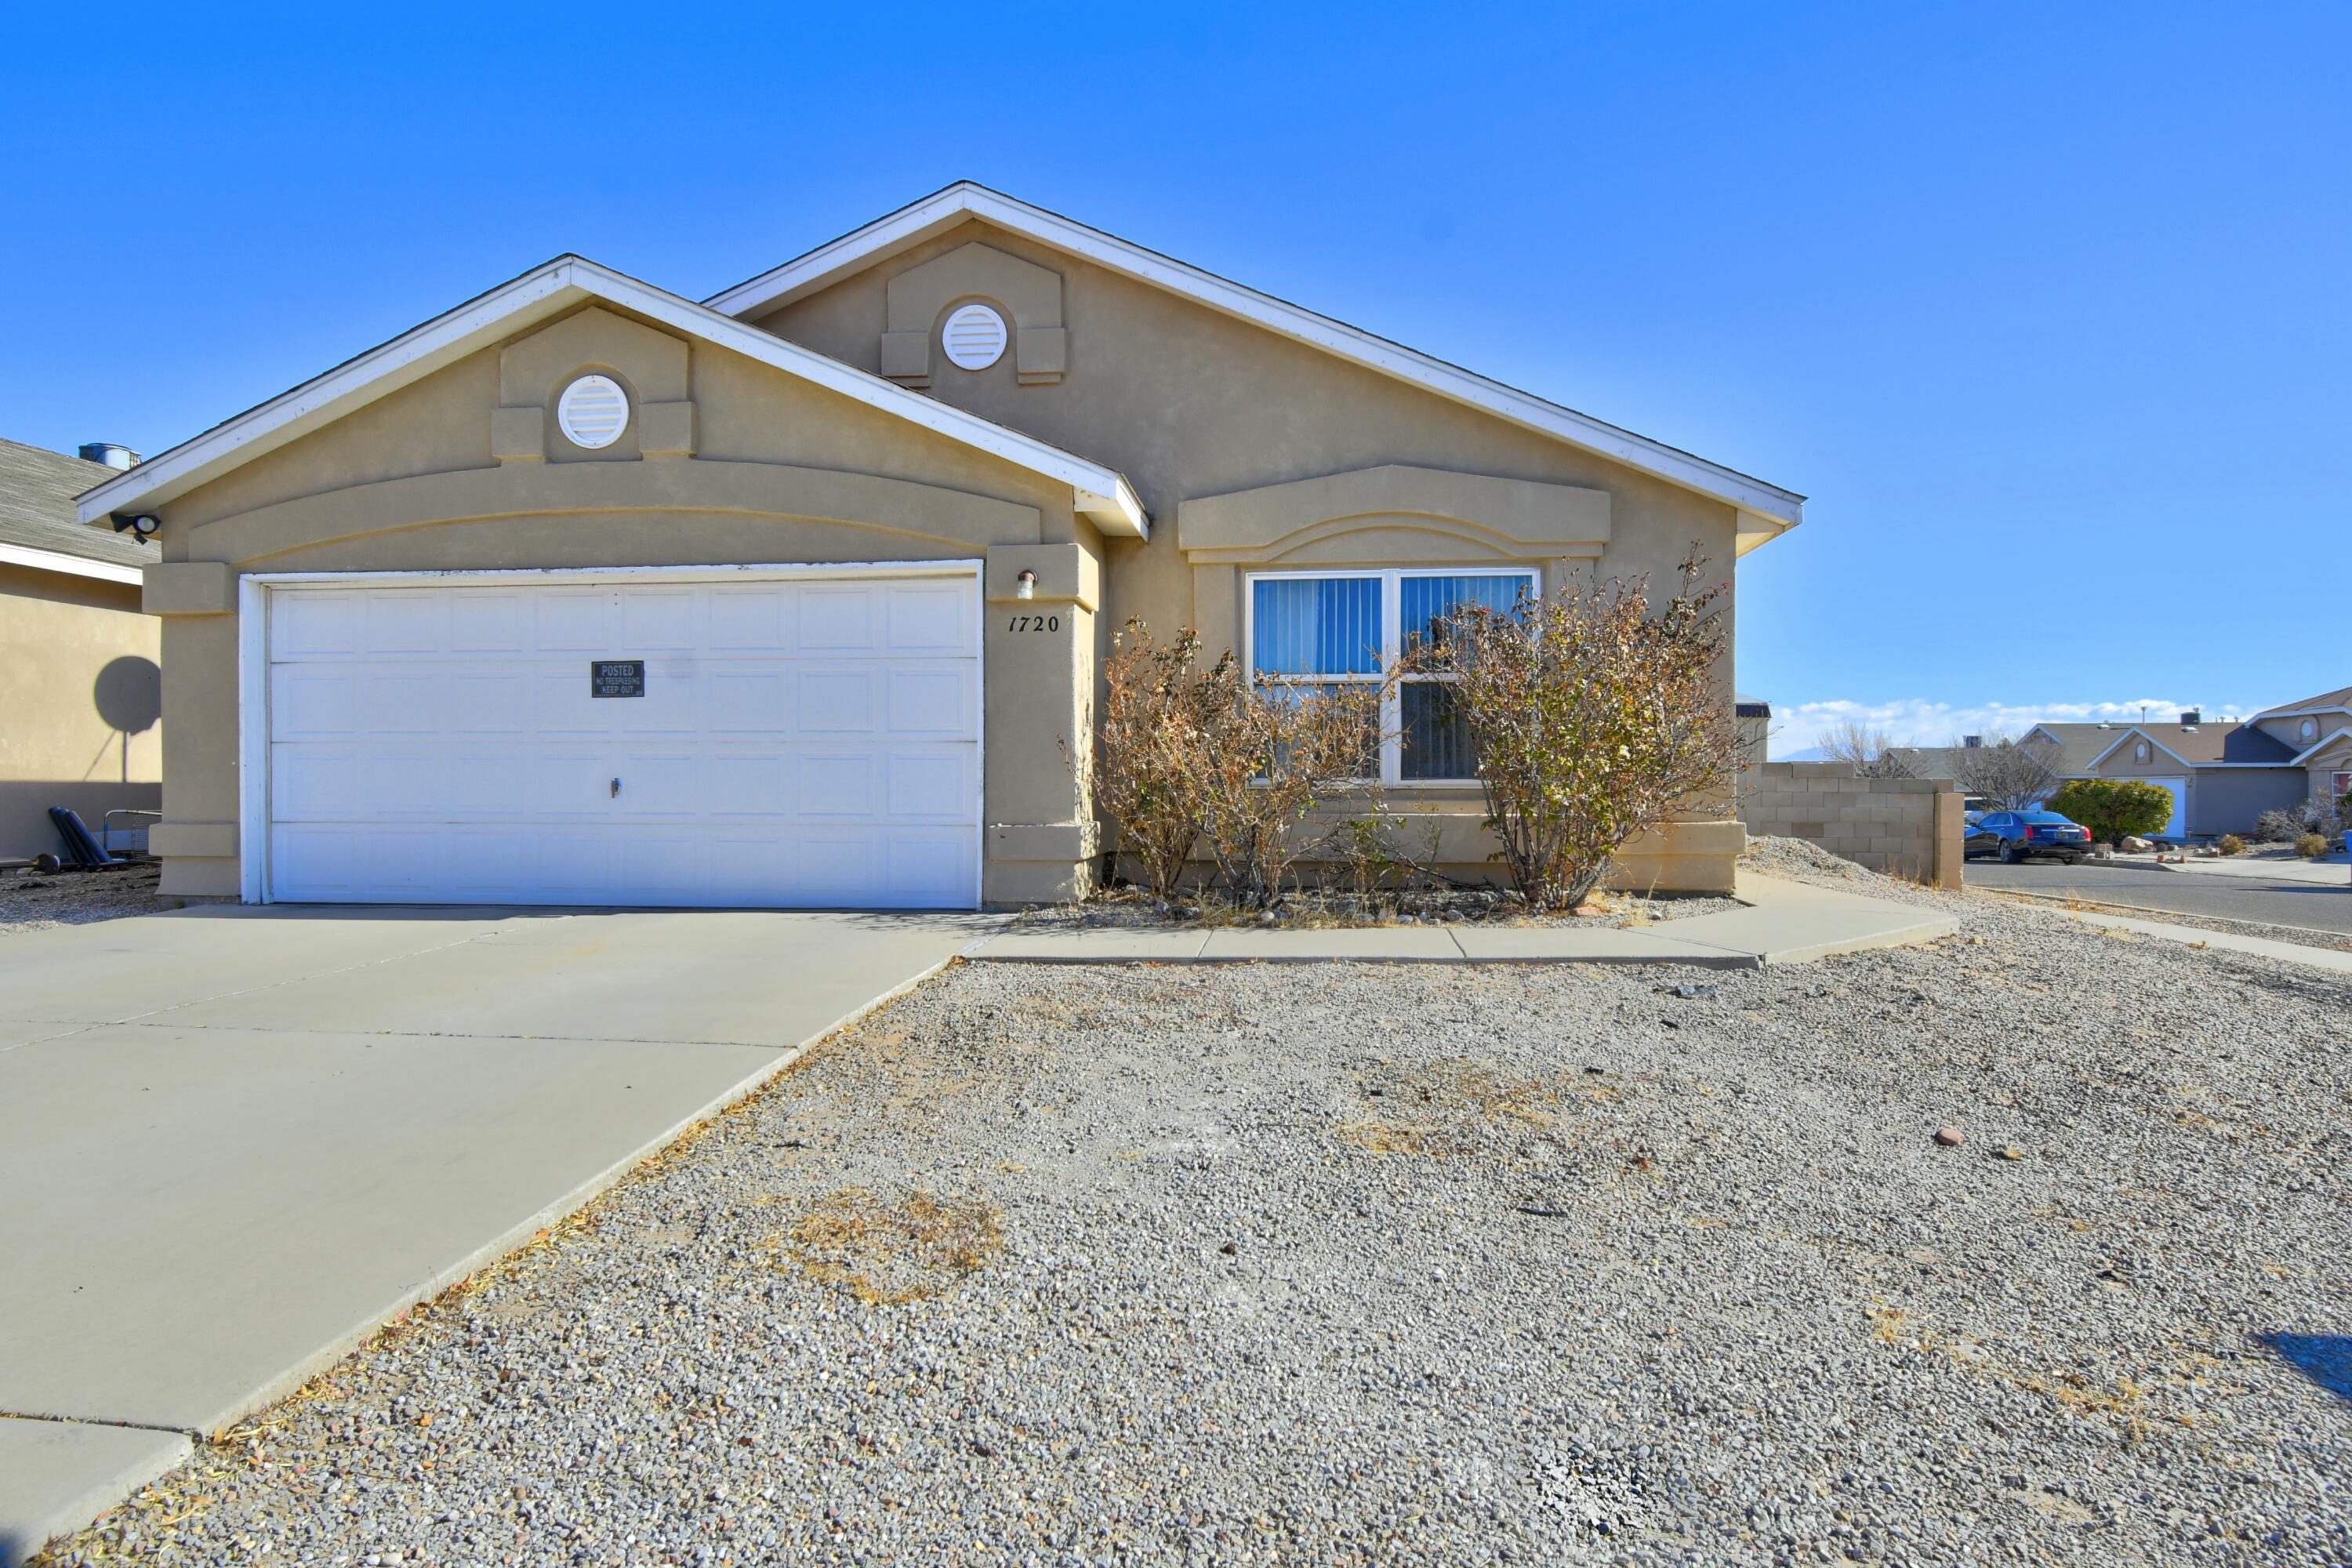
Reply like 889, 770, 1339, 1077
47, 850, 2352, 1566
0, 861, 166, 935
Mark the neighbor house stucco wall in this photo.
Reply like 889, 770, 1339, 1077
753, 220, 1746, 891
0, 564, 162, 858
136, 304, 1104, 903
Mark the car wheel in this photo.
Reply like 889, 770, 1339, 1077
1999, 843, 2020, 865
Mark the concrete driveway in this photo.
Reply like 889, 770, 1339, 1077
0, 904, 994, 1560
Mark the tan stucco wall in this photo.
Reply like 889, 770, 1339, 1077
755, 222, 1744, 891
0, 564, 162, 858
139, 223, 1761, 906
138, 303, 1100, 903
1739, 762, 1961, 888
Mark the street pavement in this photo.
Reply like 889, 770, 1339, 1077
1965, 858, 2352, 935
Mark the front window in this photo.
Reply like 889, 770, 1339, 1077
1248, 568, 1535, 783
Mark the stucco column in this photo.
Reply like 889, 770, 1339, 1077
982, 541, 1100, 906
141, 561, 243, 898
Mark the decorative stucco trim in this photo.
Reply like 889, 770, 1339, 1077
882, 242, 1067, 387
75, 256, 1146, 539
2286, 730, 2352, 767
185, 459, 1045, 564
143, 560, 237, 615
1175, 464, 1610, 562
0, 539, 145, 585
706, 183, 1803, 536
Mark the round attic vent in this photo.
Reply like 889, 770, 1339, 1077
557, 374, 630, 448
940, 303, 1009, 371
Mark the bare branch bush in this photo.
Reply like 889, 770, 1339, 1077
1946, 731, 2065, 811
1817, 719, 1911, 778
1415, 551, 1736, 911
1180, 672, 1395, 910
1092, 619, 1230, 898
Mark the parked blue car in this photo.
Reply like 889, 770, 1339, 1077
1964, 810, 2092, 864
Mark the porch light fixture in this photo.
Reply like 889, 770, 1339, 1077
1014, 569, 1037, 600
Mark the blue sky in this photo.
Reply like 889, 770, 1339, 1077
5, 3, 2344, 750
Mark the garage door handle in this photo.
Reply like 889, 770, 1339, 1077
610, 777, 622, 798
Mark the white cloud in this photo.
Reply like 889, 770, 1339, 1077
1766, 696, 2259, 757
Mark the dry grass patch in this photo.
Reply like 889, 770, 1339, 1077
1341, 1058, 1623, 1156
780, 1187, 1006, 1305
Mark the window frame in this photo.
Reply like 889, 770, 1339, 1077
1243, 565, 1539, 786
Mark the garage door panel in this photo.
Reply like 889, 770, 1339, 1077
799, 670, 879, 734
272, 669, 361, 739
264, 574, 978, 909
706, 668, 789, 732
705, 754, 793, 815
799, 753, 876, 817
887, 582, 978, 652
446, 591, 530, 654
886, 750, 974, 820
272, 592, 364, 658
886, 833, 971, 905
363, 591, 452, 654
450, 672, 532, 733
800, 586, 877, 651
710, 586, 789, 649
887, 667, 975, 735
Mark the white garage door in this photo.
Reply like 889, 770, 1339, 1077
262, 569, 979, 909
2147, 777, 2187, 837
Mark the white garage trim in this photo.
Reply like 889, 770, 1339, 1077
238, 560, 984, 909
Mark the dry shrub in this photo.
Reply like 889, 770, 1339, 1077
2296, 832, 2328, 859
1094, 619, 1231, 897
1416, 553, 1736, 909
782, 1187, 1004, 1305
1186, 675, 1392, 909
1094, 617, 1396, 909
2216, 833, 2247, 855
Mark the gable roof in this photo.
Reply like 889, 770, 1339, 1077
76, 255, 1147, 539
2082, 722, 2295, 770
2254, 685, 2352, 719
706, 183, 1806, 554
0, 437, 153, 583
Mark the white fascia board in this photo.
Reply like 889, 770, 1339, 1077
2256, 705, 2352, 722
78, 261, 587, 527
2287, 731, 2352, 765
0, 539, 146, 585
706, 183, 1806, 532
78, 256, 1147, 540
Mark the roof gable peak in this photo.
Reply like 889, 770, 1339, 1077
707, 183, 1803, 550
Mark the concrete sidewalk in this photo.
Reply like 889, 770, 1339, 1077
971, 871, 1955, 967
2041, 906, 2352, 976
0, 906, 996, 1565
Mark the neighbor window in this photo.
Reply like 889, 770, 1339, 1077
1247, 568, 1535, 783
2302, 718, 2320, 742
2135, 741, 2150, 763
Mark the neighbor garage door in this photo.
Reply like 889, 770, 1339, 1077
2146, 777, 2187, 837
261, 569, 979, 908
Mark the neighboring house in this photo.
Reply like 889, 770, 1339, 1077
75, 183, 1803, 910
1896, 707, 2328, 838
0, 437, 162, 859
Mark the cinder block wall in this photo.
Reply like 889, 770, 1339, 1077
1739, 761, 1964, 889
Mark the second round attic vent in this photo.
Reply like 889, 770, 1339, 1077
557, 374, 630, 448
940, 303, 1009, 370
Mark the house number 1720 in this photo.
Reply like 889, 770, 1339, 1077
1005, 615, 1061, 633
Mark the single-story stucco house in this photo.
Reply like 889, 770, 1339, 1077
76, 184, 1803, 910
1, 437, 162, 859
1900, 700, 2347, 838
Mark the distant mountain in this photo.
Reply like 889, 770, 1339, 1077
1770, 745, 1835, 763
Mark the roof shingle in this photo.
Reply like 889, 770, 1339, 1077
0, 438, 155, 572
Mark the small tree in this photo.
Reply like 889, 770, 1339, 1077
1817, 720, 1911, 779
1093, 619, 1231, 898
2047, 778, 2175, 845
1419, 553, 1735, 910
1947, 731, 2065, 811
